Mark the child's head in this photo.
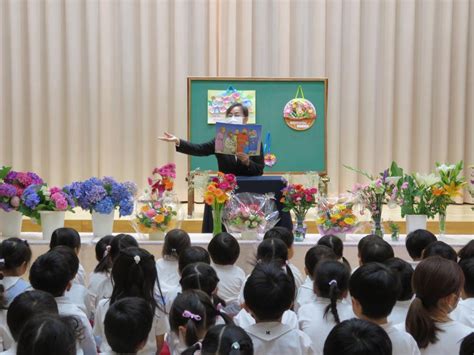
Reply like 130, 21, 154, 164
179, 246, 211, 274
49, 228, 81, 254
349, 262, 400, 321
314, 260, 350, 324
199, 324, 253, 355
95, 233, 139, 273
95, 235, 114, 263
360, 238, 394, 265
17, 315, 79, 355
460, 333, 474, 355
357, 234, 379, 263
323, 318, 392, 355
458, 240, 474, 261
406, 256, 464, 348
169, 290, 220, 347
257, 237, 288, 264
263, 227, 294, 259
318, 234, 344, 259
7, 290, 58, 341
384, 257, 414, 301
208, 232, 240, 266
405, 229, 437, 261
459, 258, 474, 298
104, 297, 154, 354
51, 246, 79, 280
0, 237, 32, 275
244, 262, 294, 322
180, 262, 220, 302
110, 247, 160, 310
162, 229, 191, 259
422, 241, 457, 262
304, 245, 337, 279
29, 250, 72, 297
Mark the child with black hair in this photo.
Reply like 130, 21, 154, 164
452, 258, 474, 328
103, 297, 154, 355
405, 229, 437, 268
458, 240, 474, 261
317, 234, 351, 270
263, 226, 304, 287
88, 234, 114, 308
16, 314, 80, 355
298, 260, 353, 353
0, 238, 32, 306
180, 262, 225, 308
29, 250, 97, 355
359, 237, 394, 265
93, 247, 168, 354
208, 232, 246, 305
323, 318, 392, 355
0, 290, 58, 355
243, 262, 314, 354
384, 257, 414, 325
406, 256, 471, 354
422, 240, 457, 262
156, 229, 191, 298
183, 324, 253, 355
50, 227, 85, 286
460, 332, 474, 355
356, 234, 379, 267
350, 263, 419, 355
296, 245, 337, 311
169, 289, 227, 355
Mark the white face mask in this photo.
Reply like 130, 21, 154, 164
216, 116, 244, 125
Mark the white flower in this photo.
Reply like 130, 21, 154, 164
436, 164, 455, 173
414, 173, 439, 187
40, 186, 51, 199
385, 176, 401, 185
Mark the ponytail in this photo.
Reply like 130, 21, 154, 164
406, 297, 440, 348
181, 341, 202, 355
324, 280, 341, 324
185, 318, 201, 347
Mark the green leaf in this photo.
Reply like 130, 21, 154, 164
343, 165, 374, 180
0, 166, 12, 180
389, 161, 404, 177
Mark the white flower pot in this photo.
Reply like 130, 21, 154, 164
92, 211, 115, 238
149, 230, 165, 240
40, 211, 65, 240
406, 214, 427, 234
0, 210, 23, 238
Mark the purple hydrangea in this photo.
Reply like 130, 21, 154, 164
21, 185, 41, 209
94, 196, 114, 214
0, 184, 17, 198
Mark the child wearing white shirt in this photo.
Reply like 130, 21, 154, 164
156, 229, 191, 298
452, 258, 474, 328
208, 232, 246, 306
243, 262, 315, 355
298, 260, 354, 353
317, 234, 352, 271
350, 263, 420, 355
384, 257, 414, 325
29, 249, 97, 355
93, 247, 168, 354
88, 235, 113, 305
405, 229, 437, 268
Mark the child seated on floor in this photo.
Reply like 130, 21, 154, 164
422, 240, 457, 262
384, 257, 414, 325
405, 229, 436, 268
452, 258, 474, 328
318, 234, 351, 270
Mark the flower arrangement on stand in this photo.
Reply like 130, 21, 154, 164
203, 172, 238, 236
316, 196, 359, 241
280, 183, 318, 241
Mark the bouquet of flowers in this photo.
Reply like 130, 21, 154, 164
0, 167, 44, 212
66, 177, 136, 216
136, 200, 177, 232
316, 196, 359, 236
431, 161, 466, 214
148, 163, 176, 199
19, 184, 75, 223
223, 192, 279, 236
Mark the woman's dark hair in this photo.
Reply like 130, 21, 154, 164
50, 246, 79, 279
256, 238, 295, 291
314, 260, 350, 324
349, 263, 400, 319
360, 238, 394, 264
458, 240, 474, 261
7, 290, 58, 341
183, 324, 254, 355
49, 228, 81, 251
110, 247, 164, 313
104, 297, 154, 354
405, 229, 437, 260
178, 246, 211, 273
318, 234, 351, 270
0, 237, 32, 270
263, 226, 294, 249
225, 103, 249, 118
94, 235, 114, 263
162, 229, 191, 259
406, 256, 464, 348
460, 258, 474, 297
304, 245, 337, 279
244, 262, 294, 321
208, 232, 240, 265
17, 315, 81, 355
460, 332, 474, 355
384, 257, 414, 301
323, 318, 392, 355
170, 290, 228, 347
94, 234, 139, 273
422, 241, 457, 262
29, 250, 72, 297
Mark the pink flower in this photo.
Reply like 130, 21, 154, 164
146, 209, 157, 218
50, 187, 61, 195
305, 195, 313, 202
219, 182, 229, 191
401, 182, 409, 190
10, 196, 20, 208
52, 194, 68, 210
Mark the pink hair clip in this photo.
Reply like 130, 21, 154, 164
182, 310, 202, 321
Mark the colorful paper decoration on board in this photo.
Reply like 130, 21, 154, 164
283, 85, 316, 131
208, 86, 256, 124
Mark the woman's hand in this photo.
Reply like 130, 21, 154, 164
158, 132, 180, 146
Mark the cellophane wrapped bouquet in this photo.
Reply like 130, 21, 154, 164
316, 195, 360, 237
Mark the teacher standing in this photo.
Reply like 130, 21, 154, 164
159, 103, 264, 176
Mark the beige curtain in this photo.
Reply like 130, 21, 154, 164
1, 0, 472, 201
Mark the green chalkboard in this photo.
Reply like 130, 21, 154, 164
187, 77, 327, 173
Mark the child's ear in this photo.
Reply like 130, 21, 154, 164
351, 297, 362, 317
304, 267, 309, 276
178, 325, 187, 338
66, 280, 73, 292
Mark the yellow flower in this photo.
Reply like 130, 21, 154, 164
444, 181, 464, 198
335, 204, 346, 211
154, 214, 165, 224
332, 214, 341, 220
316, 217, 326, 225
344, 217, 355, 225
141, 205, 150, 212
216, 194, 227, 204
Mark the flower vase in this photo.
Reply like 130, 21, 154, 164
212, 205, 223, 236
438, 210, 446, 237
405, 214, 427, 234
391, 231, 400, 241
294, 214, 307, 242
371, 216, 384, 237
0, 210, 23, 238
92, 211, 115, 238
149, 230, 165, 240
40, 211, 65, 240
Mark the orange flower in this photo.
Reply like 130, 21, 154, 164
141, 205, 150, 213
444, 182, 463, 198
207, 184, 217, 192
204, 194, 215, 205
432, 186, 446, 196
214, 189, 224, 197
164, 178, 174, 190
280, 197, 285, 203
154, 214, 165, 223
